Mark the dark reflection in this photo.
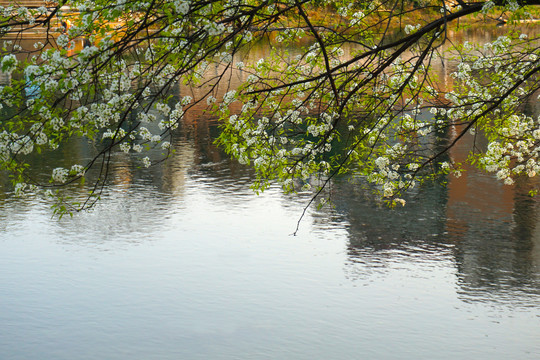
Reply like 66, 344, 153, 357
327, 176, 453, 267
331, 119, 540, 307
326, 160, 540, 305
449, 173, 540, 305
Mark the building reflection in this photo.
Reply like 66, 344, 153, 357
332, 158, 540, 304
444, 128, 540, 303
336, 104, 540, 306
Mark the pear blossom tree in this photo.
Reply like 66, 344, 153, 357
0, 0, 539, 216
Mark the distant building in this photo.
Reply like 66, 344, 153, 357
0, 1, 52, 8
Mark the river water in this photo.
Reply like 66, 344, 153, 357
1, 26, 540, 359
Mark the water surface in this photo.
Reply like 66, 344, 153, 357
1, 25, 540, 359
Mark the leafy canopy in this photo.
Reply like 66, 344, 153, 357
0, 0, 539, 216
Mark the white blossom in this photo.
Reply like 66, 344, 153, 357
52, 167, 69, 183
142, 156, 151, 168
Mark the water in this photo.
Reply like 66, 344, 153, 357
1, 27, 540, 359
1, 115, 539, 359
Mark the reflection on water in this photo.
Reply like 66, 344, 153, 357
328, 171, 540, 307
1, 26, 540, 359
1, 104, 538, 358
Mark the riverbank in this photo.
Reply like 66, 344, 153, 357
3, 2, 538, 41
